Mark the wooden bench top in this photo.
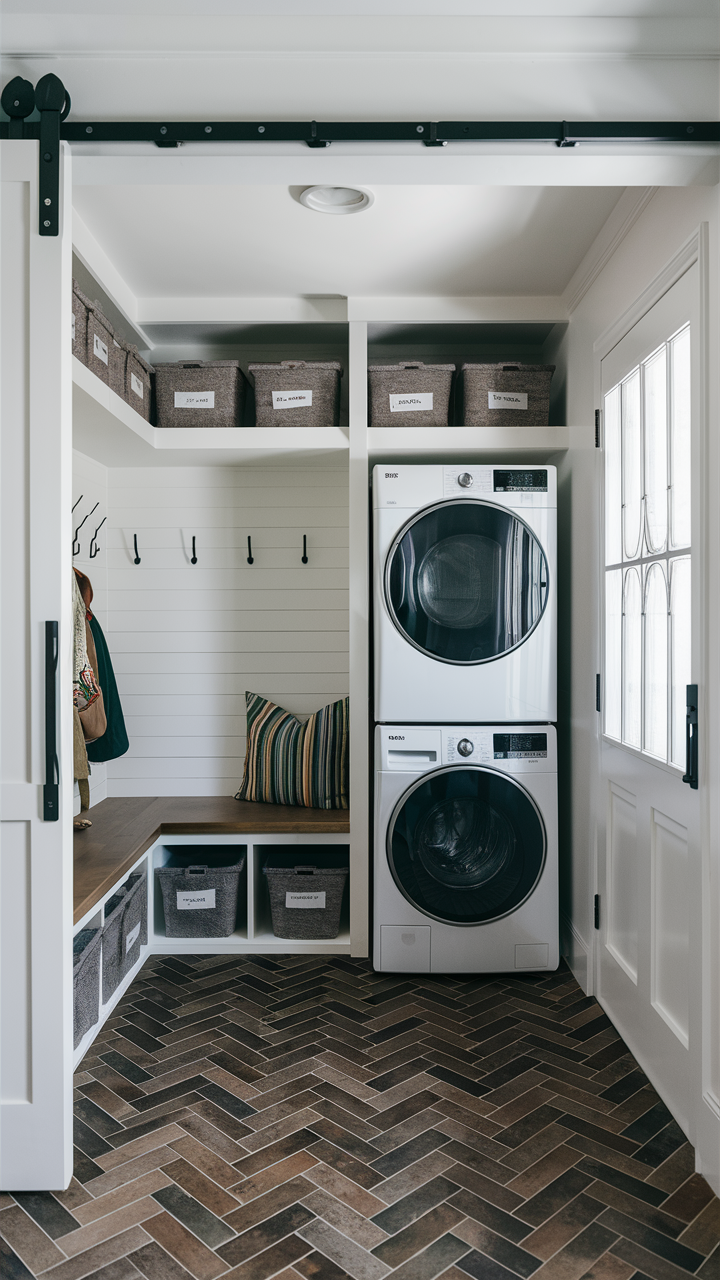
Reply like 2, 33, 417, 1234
74, 796, 350, 925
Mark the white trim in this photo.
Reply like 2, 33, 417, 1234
564, 188, 658, 315
594, 228, 702, 361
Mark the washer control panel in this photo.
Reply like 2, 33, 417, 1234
378, 725, 556, 772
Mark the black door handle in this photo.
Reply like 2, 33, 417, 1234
43, 620, 59, 820
682, 683, 698, 790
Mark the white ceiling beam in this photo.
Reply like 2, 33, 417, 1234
71, 151, 720, 189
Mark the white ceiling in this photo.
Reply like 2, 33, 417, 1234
73, 183, 623, 301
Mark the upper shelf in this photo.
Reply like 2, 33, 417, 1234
72, 357, 350, 466
367, 426, 569, 458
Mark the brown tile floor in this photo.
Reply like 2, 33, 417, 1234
2, 957, 719, 1280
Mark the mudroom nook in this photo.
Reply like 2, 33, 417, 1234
1, 5, 720, 1278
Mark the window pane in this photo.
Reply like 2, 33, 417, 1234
622, 370, 642, 560
671, 326, 691, 549
644, 347, 668, 554
644, 562, 668, 759
605, 568, 622, 740
671, 556, 692, 768
605, 385, 622, 565
623, 566, 642, 748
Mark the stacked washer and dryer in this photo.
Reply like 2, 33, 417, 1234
372, 463, 559, 973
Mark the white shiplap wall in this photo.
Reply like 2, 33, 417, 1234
72, 450, 109, 812
105, 461, 349, 797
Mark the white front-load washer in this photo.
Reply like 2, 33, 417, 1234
374, 464, 556, 723
374, 723, 558, 974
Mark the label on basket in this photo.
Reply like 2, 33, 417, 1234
272, 390, 313, 409
174, 391, 215, 409
130, 372, 144, 400
125, 921, 141, 953
93, 333, 109, 365
286, 891, 326, 909
488, 391, 527, 410
177, 888, 216, 909
389, 393, 433, 413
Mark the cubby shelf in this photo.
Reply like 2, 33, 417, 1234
72, 357, 350, 465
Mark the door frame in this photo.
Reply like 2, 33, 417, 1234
593, 224, 719, 1184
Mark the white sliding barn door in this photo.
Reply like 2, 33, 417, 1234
0, 142, 74, 1189
597, 257, 707, 1160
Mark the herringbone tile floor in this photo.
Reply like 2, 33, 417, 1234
2, 958, 719, 1280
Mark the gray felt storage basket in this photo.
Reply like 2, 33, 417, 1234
125, 345, 154, 422
73, 926, 102, 1049
102, 868, 148, 1003
85, 302, 113, 384
368, 361, 455, 427
107, 325, 128, 401
157, 848, 246, 938
249, 361, 343, 427
72, 280, 90, 364
459, 362, 555, 426
154, 361, 247, 428
264, 862, 348, 940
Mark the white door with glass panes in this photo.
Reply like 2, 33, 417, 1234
598, 263, 702, 1144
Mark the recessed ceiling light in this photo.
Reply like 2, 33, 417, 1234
299, 186, 373, 215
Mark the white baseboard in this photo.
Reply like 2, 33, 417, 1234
560, 911, 592, 995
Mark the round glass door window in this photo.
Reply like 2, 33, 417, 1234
387, 765, 546, 925
385, 499, 549, 663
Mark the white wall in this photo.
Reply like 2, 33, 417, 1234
72, 449, 109, 812
104, 460, 349, 796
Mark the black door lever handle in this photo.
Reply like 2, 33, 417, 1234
682, 683, 698, 790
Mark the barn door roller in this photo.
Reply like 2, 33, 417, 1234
2, 74, 718, 237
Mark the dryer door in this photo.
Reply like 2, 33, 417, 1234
388, 765, 546, 925
385, 499, 548, 664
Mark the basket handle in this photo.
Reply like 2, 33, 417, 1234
501, 364, 520, 371
183, 865, 208, 877
292, 865, 318, 874
280, 360, 306, 369
398, 361, 423, 369
178, 362, 205, 369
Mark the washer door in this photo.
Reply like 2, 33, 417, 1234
385, 499, 548, 664
388, 765, 546, 925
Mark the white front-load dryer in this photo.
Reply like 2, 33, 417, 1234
374, 464, 556, 723
374, 723, 558, 974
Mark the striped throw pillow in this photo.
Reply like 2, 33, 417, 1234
235, 691, 349, 810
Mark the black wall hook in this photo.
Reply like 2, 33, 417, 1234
191, 535, 197, 565
247, 535, 254, 565
89, 516, 106, 560
72, 501, 98, 556
133, 534, 141, 565
302, 534, 308, 564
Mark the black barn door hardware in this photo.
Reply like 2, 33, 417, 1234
72, 500, 98, 556
302, 535, 309, 564
89, 516, 106, 560
133, 534, 141, 565
43, 620, 59, 821
191, 535, 198, 565
3, 75, 718, 237
682, 683, 698, 789
246, 536, 254, 565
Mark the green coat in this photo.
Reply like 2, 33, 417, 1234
86, 614, 129, 763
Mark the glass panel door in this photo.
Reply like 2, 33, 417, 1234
603, 322, 691, 766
